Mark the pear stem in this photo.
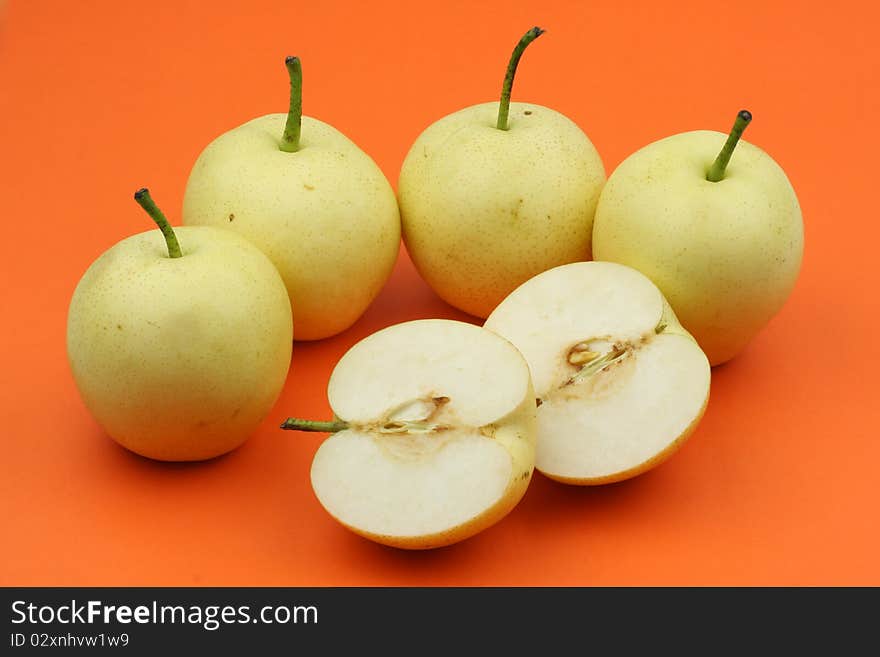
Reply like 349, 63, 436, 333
706, 110, 752, 182
280, 418, 349, 433
280, 56, 303, 153
496, 27, 544, 131
134, 188, 182, 259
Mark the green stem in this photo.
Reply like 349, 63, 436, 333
706, 110, 752, 182
496, 26, 544, 131
280, 418, 349, 433
134, 188, 182, 259
280, 56, 303, 153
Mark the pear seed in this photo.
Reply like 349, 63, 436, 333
568, 350, 599, 365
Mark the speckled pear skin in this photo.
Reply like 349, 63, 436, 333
182, 114, 401, 341
66, 226, 293, 461
593, 130, 803, 365
398, 101, 606, 319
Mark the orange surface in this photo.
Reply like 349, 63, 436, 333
1, 0, 878, 586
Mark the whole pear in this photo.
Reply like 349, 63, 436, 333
67, 190, 293, 461
183, 57, 400, 340
592, 111, 803, 365
398, 28, 606, 318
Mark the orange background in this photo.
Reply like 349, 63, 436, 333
1, 0, 878, 586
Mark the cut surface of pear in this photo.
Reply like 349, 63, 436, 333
484, 261, 710, 484
307, 319, 536, 549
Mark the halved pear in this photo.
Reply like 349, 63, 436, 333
283, 319, 536, 549
484, 261, 710, 485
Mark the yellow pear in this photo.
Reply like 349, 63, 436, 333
593, 111, 804, 365
67, 189, 293, 461
398, 28, 605, 318
183, 57, 400, 340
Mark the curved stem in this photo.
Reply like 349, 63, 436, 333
280, 418, 349, 433
496, 26, 544, 131
280, 56, 303, 153
134, 188, 182, 259
706, 110, 752, 182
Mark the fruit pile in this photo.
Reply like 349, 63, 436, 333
66, 28, 803, 549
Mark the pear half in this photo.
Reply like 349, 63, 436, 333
484, 262, 710, 485
298, 319, 536, 549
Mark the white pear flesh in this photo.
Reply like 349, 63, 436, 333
484, 261, 710, 484
309, 319, 536, 549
